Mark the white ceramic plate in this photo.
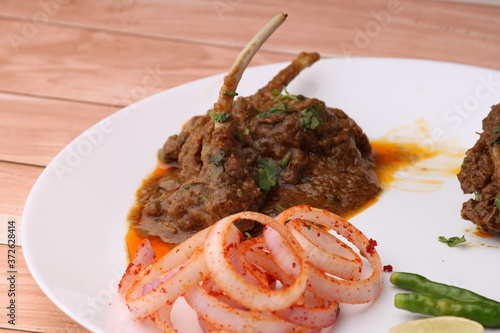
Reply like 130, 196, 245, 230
22, 57, 500, 332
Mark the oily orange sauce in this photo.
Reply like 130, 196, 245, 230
126, 140, 452, 259
126, 162, 173, 259
465, 227, 495, 238
371, 140, 438, 186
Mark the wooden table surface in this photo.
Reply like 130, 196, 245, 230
0, 0, 499, 332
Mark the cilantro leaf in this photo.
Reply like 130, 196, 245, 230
223, 91, 238, 96
256, 102, 290, 119
438, 235, 466, 247
275, 203, 285, 213
489, 126, 500, 146
209, 111, 231, 123
208, 150, 228, 166
474, 191, 481, 200
257, 158, 280, 192
299, 105, 323, 130
280, 151, 293, 168
271, 86, 307, 101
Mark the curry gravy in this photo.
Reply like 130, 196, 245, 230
126, 139, 457, 259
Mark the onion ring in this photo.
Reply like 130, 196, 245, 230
118, 238, 155, 294
151, 305, 177, 333
287, 219, 362, 280
204, 211, 309, 312
184, 284, 309, 333
236, 237, 290, 286
122, 205, 383, 331
273, 290, 339, 328
126, 248, 208, 319
276, 206, 383, 304
125, 226, 232, 318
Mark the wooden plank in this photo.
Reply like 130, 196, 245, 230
433, 0, 500, 6
0, 162, 42, 217
0, 17, 292, 106
1, 0, 499, 69
0, 244, 89, 332
0, 93, 119, 167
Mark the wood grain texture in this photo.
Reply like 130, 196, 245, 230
0, 163, 42, 217
0, 93, 119, 166
0, 17, 293, 106
2, 0, 499, 69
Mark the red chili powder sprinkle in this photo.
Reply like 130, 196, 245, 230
383, 265, 393, 272
366, 238, 378, 254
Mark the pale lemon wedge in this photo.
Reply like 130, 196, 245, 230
389, 316, 484, 333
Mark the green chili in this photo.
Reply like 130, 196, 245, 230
394, 293, 500, 327
390, 272, 500, 306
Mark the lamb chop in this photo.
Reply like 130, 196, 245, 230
458, 103, 500, 232
129, 14, 381, 243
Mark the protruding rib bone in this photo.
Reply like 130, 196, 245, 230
261, 51, 320, 94
213, 13, 287, 114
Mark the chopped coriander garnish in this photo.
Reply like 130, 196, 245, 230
489, 127, 500, 146
223, 91, 238, 96
275, 203, 285, 213
157, 148, 166, 162
271, 88, 281, 96
490, 137, 500, 146
257, 158, 281, 192
256, 102, 290, 119
208, 152, 225, 166
299, 105, 323, 130
271, 86, 307, 101
495, 195, 500, 212
280, 151, 293, 168
209, 111, 231, 123
438, 235, 466, 247
238, 128, 251, 141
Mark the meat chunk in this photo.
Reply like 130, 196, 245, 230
130, 53, 381, 243
457, 103, 500, 232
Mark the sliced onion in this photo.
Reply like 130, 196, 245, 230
151, 305, 177, 333
122, 205, 384, 331
184, 284, 309, 333
204, 211, 309, 312
231, 241, 272, 289
273, 291, 339, 328
237, 237, 291, 286
118, 238, 155, 294
287, 219, 362, 280
276, 206, 383, 304
125, 226, 227, 319
126, 248, 208, 319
